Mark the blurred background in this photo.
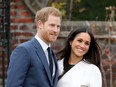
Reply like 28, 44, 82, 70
0, 0, 116, 87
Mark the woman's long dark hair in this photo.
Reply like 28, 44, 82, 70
57, 27, 102, 69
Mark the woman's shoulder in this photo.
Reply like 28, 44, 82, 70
87, 62, 99, 70
84, 62, 101, 75
81, 61, 101, 73
57, 58, 64, 75
57, 58, 64, 64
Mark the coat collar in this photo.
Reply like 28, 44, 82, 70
31, 37, 53, 84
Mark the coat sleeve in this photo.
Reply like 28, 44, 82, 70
86, 65, 102, 87
6, 46, 31, 87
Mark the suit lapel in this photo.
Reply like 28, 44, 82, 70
51, 49, 58, 86
31, 38, 53, 84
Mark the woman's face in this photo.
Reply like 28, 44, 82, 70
70, 32, 91, 59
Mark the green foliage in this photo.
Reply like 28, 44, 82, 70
51, 2, 67, 17
51, 0, 116, 21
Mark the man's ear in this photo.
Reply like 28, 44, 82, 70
37, 20, 43, 29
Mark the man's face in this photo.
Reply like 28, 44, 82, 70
37, 14, 61, 45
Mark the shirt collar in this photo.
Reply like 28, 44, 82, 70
35, 35, 51, 52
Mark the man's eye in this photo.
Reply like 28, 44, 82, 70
50, 24, 55, 27
57, 25, 61, 28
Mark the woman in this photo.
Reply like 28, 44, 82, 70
57, 27, 102, 87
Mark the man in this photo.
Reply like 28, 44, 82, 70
6, 7, 62, 87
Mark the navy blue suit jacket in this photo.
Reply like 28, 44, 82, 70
6, 38, 58, 87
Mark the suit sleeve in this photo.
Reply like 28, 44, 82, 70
6, 46, 31, 87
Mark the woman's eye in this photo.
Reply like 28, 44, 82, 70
85, 42, 90, 45
77, 39, 82, 42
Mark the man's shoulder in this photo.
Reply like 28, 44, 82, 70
16, 38, 34, 50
